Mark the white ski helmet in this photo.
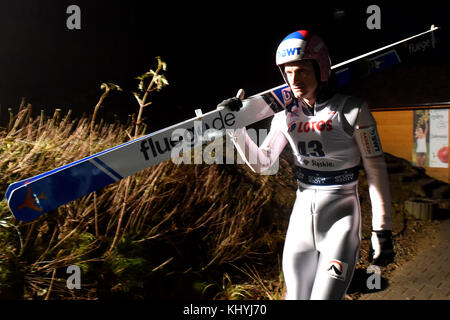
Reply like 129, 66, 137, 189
276, 30, 331, 83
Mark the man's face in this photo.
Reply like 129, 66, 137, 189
284, 60, 319, 101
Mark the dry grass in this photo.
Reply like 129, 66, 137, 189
0, 97, 295, 300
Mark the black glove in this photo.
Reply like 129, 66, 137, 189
217, 89, 245, 112
369, 230, 395, 266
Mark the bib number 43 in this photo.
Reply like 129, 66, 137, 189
298, 140, 325, 157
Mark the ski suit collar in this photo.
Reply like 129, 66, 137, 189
301, 92, 340, 116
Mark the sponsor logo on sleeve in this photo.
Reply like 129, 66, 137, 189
358, 126, 383, 157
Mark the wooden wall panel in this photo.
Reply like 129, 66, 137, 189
373, 111, 413, 161
372, 108, 449, 183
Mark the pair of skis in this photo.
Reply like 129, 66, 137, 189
5, 88, 288, 222
5, 26, 439, 222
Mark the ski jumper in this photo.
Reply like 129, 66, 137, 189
230, 94, 392, 300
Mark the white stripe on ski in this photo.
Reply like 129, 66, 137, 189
89, 159, 121, 182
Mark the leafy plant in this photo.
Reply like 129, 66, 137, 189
132, 56, 169, 137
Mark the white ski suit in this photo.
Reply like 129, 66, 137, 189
230, 93, 392, 300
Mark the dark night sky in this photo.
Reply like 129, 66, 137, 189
0, 0, 449, 130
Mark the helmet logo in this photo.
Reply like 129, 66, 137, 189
277, 47, 302, 58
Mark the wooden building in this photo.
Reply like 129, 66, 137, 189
372, 103, 450, 183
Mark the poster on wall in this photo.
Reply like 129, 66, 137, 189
413, 109, 448, 168
413, 110, 429, 167
429, 109, 448, 168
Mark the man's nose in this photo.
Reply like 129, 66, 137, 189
292, 72, 303, 84
293, 71, 303, 81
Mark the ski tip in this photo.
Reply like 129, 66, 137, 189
5, 181, 26, 201
7, 185, 47, 222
